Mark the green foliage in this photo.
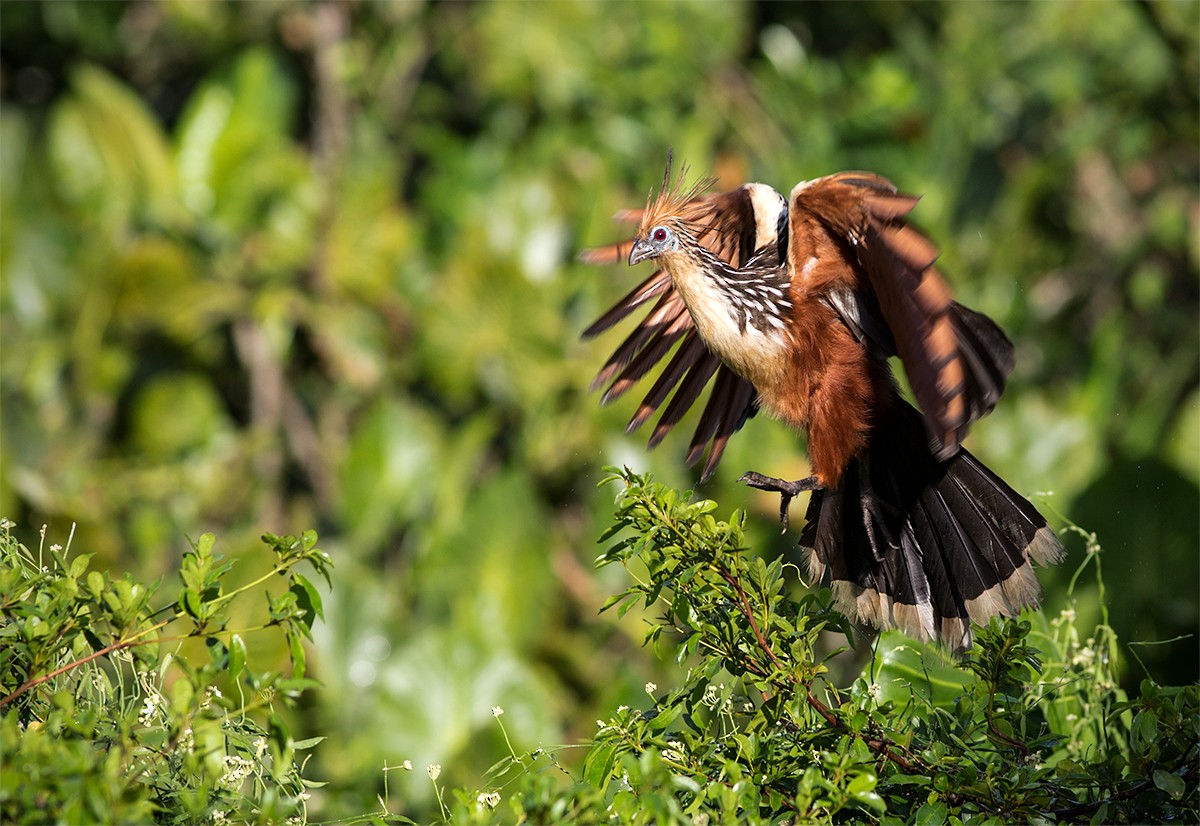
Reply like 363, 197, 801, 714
426, 472, 1198, 824
3, 476, 1196, 822
0, 520, 331, 824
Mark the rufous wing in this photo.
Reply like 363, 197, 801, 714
790, 173, 1014, 458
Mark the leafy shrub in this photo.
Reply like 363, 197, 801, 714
0, 521, 331, 824
3, 473, 1196, 824
427, 470, 1198, 824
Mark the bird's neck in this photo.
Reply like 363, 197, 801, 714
659, 250, 793, 389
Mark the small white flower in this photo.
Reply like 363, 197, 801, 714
617, 705, 629, 714
0, 517, 15, 530
645, 682, 657, 695
138, 693, 161, 726
253, 737, 267, 758
596, 719, 606, 729
427, 764, 441, 781
477, 791, 501, 808
212, 811, 228, 824
492, 706, 504, 718
50, 544, 62, 553
402, 759, 413, 771
867, 682, 882, 701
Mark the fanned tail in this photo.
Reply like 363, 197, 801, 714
800, 399, 1063, 650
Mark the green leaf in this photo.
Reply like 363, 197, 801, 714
291, 572, 323, 624
866, 631, 976, 709
847, 771, 877, 796
851, 789, 886, 813
914, 801, 948, 826
206, 637, 229, 670
288, 630, 307, 679
648, 704, 682, 732
1153, 768, 1185, 799
276, 677, 323, 699
292, 736, 326, 750
228, 633, 246, 679
1133, 709, 1159, 746
180, 588, 202, 620
68, 553, 93, 579
583, 741, 617, 790
196, 533, 216, 560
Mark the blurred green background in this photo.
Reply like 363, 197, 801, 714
1, 0, 1196, 819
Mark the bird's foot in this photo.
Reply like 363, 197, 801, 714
739, 472, 823, 531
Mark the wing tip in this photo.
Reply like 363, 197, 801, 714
577, 246, 620, 265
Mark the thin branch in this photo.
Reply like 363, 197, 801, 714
985, 710, 1031, 757
1, 626, 165, 708
712, 561, 922, 774
1, 557, 294, 709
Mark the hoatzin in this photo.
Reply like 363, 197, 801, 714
580, 158, 1063, 649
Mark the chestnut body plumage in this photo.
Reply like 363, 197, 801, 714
582, 160, 1063, 649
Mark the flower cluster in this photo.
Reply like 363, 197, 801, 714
219, 755, 255, 790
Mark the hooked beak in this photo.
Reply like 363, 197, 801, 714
628, 238, 655, 267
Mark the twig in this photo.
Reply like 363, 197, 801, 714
986, 711, 1031, 757
1, 628, 164, 708
713, 562, 922, 773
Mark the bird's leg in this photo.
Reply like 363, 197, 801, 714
739, 472, 823, 531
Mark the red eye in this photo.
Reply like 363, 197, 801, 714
652, 227, 668, 242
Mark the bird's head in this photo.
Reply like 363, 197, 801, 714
628, 223, 683, 265
628, 151, 714, 268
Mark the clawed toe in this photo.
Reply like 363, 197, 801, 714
738, 472, 822, 531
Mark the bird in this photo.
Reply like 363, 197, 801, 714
580, 155, 1063, 649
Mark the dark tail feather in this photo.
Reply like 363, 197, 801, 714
800, 400, 1063, 650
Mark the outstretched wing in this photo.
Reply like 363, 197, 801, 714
790, 172, 1014, 459
579, 186, 773, 479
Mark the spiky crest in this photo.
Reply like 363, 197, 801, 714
637, 150, 718, 239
